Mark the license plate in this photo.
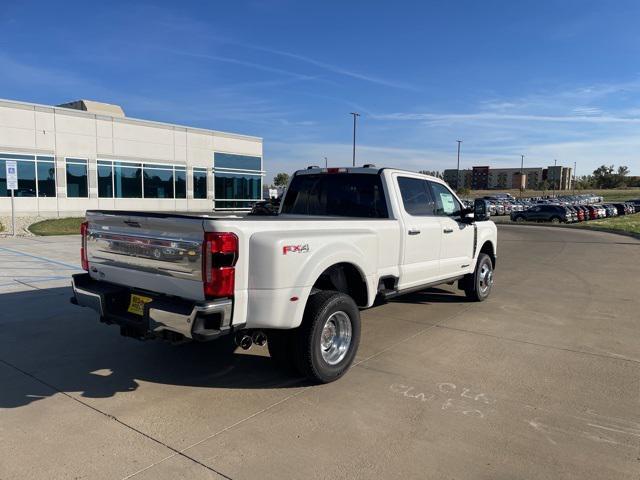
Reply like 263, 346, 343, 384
127, 294, 153, 316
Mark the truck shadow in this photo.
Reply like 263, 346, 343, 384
1, 284, 471, 409
0, 286, 309, 409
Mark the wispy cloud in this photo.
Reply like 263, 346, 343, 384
161, 48, 317, 81
232, 42, 419, 91
372, 111, 640, 124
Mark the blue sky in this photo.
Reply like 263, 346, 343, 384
1, 0, 639, 180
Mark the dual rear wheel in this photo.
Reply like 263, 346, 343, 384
268, 291, 361, 384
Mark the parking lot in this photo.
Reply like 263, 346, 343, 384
1, 226, 639, 479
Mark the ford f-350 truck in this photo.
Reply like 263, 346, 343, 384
71, 166, 497, 383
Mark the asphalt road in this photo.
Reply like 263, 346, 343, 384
1, 226, 639, 479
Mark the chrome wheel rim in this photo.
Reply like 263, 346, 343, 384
320, 311, 352, 365
479, 262, 493, 295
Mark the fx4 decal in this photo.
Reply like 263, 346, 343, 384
283, 244, 310, 255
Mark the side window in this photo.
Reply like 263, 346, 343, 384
397, 177, 435, 216
429, 181, 461, 216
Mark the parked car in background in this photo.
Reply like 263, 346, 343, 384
511, 205, 574, 224
611, 203, 627, 216
248, 198, 281, 216
568, 205, 584, 222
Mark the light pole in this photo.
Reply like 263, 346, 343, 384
350, 112, 360, 167
520, 154, 524, 198
573, 161, 576, 193
324, 156, 328, 168
456, 140, 462, 190
553, 159, 557, 194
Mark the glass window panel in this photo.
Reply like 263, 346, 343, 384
214, 153, 261, 171
429, 181, 462, 216
0, 153, 36, 160
175, 169, 186, 198
193, 170, 207, 199
98, 165, 113, 197
37, 156, 54, 162
215, 200, 255, 209
66, 163, 88, 198
143, 167, 174, 199
397, 177, 435, 216
280, 173, 388, 218
37, 161, 56, 197
97, 160, 113, 166
215, 173, 261, 201
67, 158, 87, 165
16, 160, 37, 197
114, 161, 141, 168
0, 159, 6, 196
114, 165, 142, 198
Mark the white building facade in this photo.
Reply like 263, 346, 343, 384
0, 98, 264, 217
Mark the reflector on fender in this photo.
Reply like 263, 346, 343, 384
80, 221, 89, 271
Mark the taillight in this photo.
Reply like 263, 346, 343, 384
80, 221, 89, 271
203, 232, 238, 298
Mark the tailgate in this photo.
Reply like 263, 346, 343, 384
85, 211, 206, 301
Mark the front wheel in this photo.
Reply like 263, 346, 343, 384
293, 291, 361, 384
550, 217, 561, 224
464, 253, 494, 302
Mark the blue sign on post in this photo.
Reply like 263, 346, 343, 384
6, 160, 18, 235
6, 160, 18, 190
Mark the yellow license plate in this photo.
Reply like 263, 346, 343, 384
127, 294, 153, 316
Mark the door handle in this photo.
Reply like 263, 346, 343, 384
408, 229, 421, 235
443, 228, 454, 234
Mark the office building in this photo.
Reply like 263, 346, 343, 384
0, 98, 264, 217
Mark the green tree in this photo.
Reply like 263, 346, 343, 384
537, 180, 550, 193
592, 164, 629, 188
574, 175, 595, 190
273, 172, 290, 188
419, 170, 443, 179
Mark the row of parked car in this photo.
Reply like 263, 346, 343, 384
461, 193, 640, 224
510, 202, 637, 223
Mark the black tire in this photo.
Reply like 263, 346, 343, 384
464, 253, 494, 302
550, 216, 561, 224
293, 291, 361, 384
515, 216, 525, 223
267, 329, 297, 373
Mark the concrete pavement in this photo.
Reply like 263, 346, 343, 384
0, 227, 639, 479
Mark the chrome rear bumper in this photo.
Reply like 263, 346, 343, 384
71, 273, 233, 341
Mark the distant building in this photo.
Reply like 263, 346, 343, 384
443, 165, 573, 190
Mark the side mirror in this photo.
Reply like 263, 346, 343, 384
458, 207, 475, 224
474, 198, 491, 222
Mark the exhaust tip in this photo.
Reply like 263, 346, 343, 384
252, 331, 267, 346
235, 333, 253, 350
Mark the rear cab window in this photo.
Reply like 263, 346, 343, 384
281, 173, 388, 218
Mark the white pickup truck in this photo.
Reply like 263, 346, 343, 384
71, 166, 497, 383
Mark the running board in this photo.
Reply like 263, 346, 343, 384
380, 275, 465, 300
